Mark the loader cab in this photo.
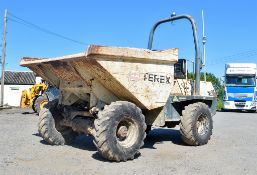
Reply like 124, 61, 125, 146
174, 59, 187, 79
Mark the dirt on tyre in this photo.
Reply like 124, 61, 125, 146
94, 101, 146, 162
35, 95, 48, 114
38, 100, 77, 145
180, 102, 213, 146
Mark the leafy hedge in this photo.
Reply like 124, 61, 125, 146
187, 72, 224, 110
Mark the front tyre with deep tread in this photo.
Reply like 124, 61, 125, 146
94, 101, 146, 162
180, 102, 213, 146
38, 100, 77, 145
35, 95, 48, 114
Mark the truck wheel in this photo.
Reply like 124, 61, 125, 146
94, 101, 146, 161
35, 95, 49, 114
31, 97, 37, 113
38, 100, 77, 145
180, 102, 213, 146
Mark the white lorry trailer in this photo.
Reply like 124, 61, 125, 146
223, 63, 257, 112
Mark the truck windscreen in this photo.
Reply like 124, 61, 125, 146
226, 76, 256, 87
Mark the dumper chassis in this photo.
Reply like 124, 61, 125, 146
21, 14, 216, 162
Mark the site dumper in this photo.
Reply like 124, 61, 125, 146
20, 14, 216, 162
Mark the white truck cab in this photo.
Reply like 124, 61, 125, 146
223, 63, 257, 112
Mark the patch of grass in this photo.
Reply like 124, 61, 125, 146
216, 99, 223, 110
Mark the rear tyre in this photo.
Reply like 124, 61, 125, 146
94, 101, 146, 162
31, 97, 37, 113
180, 102, 213, 146
38, 100, 77, 145
35, 95, 49, 114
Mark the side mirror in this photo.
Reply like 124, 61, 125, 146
174, 59, 187, 79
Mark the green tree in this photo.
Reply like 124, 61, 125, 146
188, 72, 224, 109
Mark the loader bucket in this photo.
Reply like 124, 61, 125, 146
20, 45, 178, 110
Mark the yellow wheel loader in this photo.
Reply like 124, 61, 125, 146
20, 83, 59, 114
20, 83, 47, 113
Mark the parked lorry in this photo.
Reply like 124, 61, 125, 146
223, 63, 257, 112
20, 14, 216, 162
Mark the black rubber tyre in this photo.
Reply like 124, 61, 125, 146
180, 102, 213, 146
31, 97, 37, 113
38, 100, 77, 145
35, 95, 48, 114
94, 101, 146, 162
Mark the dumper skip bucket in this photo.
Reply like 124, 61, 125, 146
20, 45, 178, 110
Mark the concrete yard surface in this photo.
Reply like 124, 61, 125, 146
0, 108, 256, 175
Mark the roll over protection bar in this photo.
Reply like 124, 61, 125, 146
147, 14, 202, 95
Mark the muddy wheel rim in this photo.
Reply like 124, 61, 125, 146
40, 100, 48, 110
196, 114, 209, 136
116, 117, 138, 148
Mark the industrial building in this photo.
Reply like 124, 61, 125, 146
0, 71, 37, 106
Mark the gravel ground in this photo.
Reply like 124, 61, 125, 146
0, 108, 256, 175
